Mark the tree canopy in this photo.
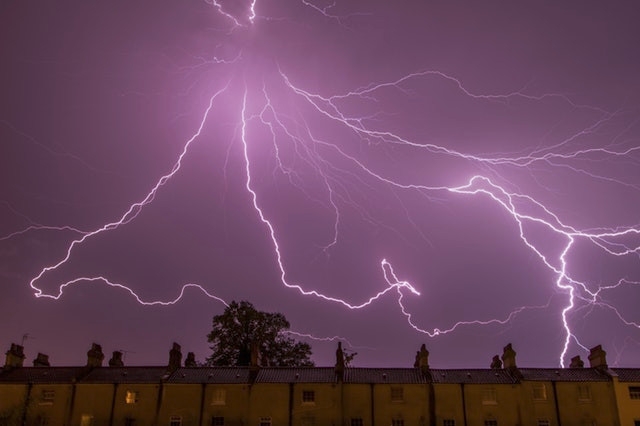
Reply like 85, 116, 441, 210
206, 300, 314, 367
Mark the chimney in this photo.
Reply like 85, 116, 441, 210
490, 355, 502, 369
501, 343, 517, 369
109, 351, 124, 367
588, 345, 607, 369
4, 343, 26, 369
185, 352, 197, 367
335, 342, 345, 382
570, 355, 584, 368
33, 353, 50, 367
86, 343, 105, 368
416, 344, 430, 374
168, 342, 182, 371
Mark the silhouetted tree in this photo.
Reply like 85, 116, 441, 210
206, 300, 313, 367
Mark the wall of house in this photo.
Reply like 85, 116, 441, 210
614, 378, 640, 426
202, 383, 251, 426
69, 383, 116, 426
555, 381, 619, 426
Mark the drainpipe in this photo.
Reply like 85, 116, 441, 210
551, 381, 561, 426
198, 383, 206, 426
460, 383, 468, 426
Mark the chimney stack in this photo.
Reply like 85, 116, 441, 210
185, 352, 197, 367
335, 342, 345, 382
501, 343, 517, 369
416, 344, 430, 374
588, 345, 607, 369
33, 353, 50, 367
4, 343, 26, 369
168, 342, 182, 371
86, 343, 105, 368
570, 355, 584, 368
109, 351, 124, 367
490, 355, 503, 369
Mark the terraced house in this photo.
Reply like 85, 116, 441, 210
1, 342, 639, 426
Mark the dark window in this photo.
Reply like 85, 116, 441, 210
391, 387, 404, 402
351, 418, 364, 426
211, 417, 224, 426
392, 419, 404, 426
484, 421, 498, 426
630, 386, 640, 399
170, 416, 182, 426
302, 390, 315, 403
443, 421, 456, 426
124, 418, 135, 426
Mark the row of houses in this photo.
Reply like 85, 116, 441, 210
1, 341, 639, 426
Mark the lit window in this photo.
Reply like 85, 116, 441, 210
392, 419, 404, 426
629, 386, 640, 399
537, 420, 550, 426
302, 390, 315, 404
211, 417, 224, 426
212, 388, 226, 405
482, 388, 497, 405
125, 390, 138, 404
443, 421, 456, 426
302, 416, 315, 426
80, 415, 94, 426
532, 384, 547, 400
351, 418, 364, 426
578, 384, 591, 401
170, 416, 182, 426
484, 421, 498, 426
40, 389, 55, 405
391, 386, 404, 402
259, 417, 272, 426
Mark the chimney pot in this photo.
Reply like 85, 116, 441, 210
570, 355, 584, 368
184, 352, 197, 367
86, 343, 105, 368
168, 342, 182, 371
588, 345, 607, 369
33, 353, 50, 367
501, 343, 517, 370
4, 343, 26, 369
109, 351, 124, 367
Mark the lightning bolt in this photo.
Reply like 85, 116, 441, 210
6, 0, 640, 368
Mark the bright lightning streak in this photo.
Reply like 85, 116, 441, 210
8, 0, 640, 368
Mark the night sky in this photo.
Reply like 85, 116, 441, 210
2, 1, 640, 369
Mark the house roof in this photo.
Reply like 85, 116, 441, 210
0, 367, 85, 383
81, 367, 169, 383
344, 368, 428, 384
166, 367, 251, 384
612, 368, 640, 382
430, 369, 517, 384
518, 368, 611, 382
255, 367, 336, 383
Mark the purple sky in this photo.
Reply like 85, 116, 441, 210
1, 1, 640, 368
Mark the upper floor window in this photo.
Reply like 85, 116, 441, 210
80, 415, 94, 426
578, 384, 591, 401
532, 384, 547, 400
212, 388, 226, 405
259, 417, 272, 426
443, 420, 456, 426
629, 386, 640, 399
302, 390, 315, 404
169, 416, 182, 426
391, 386, 404, 402
125, 390, 138, 404
39, 389, 55, 405
482, 388, 497, 405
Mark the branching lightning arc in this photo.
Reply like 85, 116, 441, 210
4, 1, 640, 366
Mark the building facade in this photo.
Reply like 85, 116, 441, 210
1, 342, 639, 426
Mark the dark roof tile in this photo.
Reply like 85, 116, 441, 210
612, 368, 640, 382
0, 367, 85, 383
166, 367, 251, 384
518, 368, 610, 382
81, 367, 168, 383
430, 369, 517, 384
